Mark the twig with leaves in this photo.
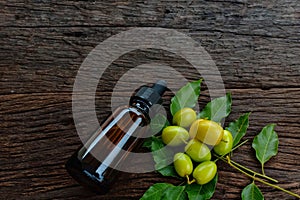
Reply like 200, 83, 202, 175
141, 80, 300, 200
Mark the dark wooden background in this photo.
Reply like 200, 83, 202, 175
1, 1, 299, 199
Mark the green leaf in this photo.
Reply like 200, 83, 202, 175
152, 143, 173, 170
154, 153, 173, 171
185, 173, 218, 200
156, 165, 179, 178
198, 93, 232, 122
150, 114, 170, 134
170, 79, 202, 116
142, 137, 153, 149
142, 136, 165, 150
162, 186, 187, 200
226, 112, 251, 147
241, 183, 264, 200
252, 124, 279, 167
150, 137, 165, 151
149, 137, 178, 177
140, 183, 173, 200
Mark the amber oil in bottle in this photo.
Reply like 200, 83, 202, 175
65, 80, 167, 194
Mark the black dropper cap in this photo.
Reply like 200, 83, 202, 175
130, 80, 167, 108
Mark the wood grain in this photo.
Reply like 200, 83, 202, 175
0, 0, 299, 199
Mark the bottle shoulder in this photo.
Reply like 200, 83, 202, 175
112, 105, 145, 116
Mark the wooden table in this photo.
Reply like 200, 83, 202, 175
1, 1, 299, 199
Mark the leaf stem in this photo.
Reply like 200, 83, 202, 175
213, 139, 249, 163
225, 156, 300, 199
231, 139, 249, 152
215, 154, 277, 183
262, 163, 265, 176
178, 181, 186, 186
230, 159, 278, 183
215, 139, 278, 183
186, 175, 196, 185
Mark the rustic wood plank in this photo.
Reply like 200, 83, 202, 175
0, 27, 299, 95
1, 88, 299, 199
1, 0, 299, 39
1, 0, 300, 199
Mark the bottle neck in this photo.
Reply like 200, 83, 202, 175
130, 98, 151, 121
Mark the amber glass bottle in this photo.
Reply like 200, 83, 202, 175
65, 81, 167, 194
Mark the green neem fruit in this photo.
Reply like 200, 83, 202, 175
173, 153, 193, 177
184, 139, 211, 162
172, 108, 197, 128
189, 119, 224, 146
162, 126, 189, 146
193, 161, 217, 185
214, 130, 233, 155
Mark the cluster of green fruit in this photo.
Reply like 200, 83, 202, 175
161, 108, 234, 185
